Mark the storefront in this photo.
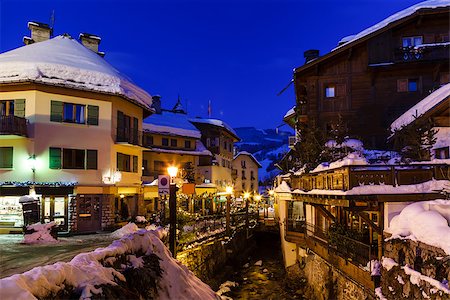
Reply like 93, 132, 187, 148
0, 186, 30, 233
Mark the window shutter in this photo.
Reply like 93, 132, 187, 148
397, 79, 408, 92
0, 147, 13, 168
49, 147, 62, 169
50, 101, 63, 122
14, 99, 26, 118
86, 150, 98, 170
336, 84, 346, 97
133, 155, 138, 172
87, 105, 99, 125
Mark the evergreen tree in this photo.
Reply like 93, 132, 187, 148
182, 162, 195, 183
294, 121, 328, 172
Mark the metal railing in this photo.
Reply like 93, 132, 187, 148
0, 115, 27, 136
305, 222, 371, 266
286, 218, 306, 234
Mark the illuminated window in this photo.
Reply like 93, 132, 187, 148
325, 86, 335, 98
402, 36, 422, 47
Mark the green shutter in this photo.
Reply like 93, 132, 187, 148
86, 150, 98, 169
133, 155, 138, 173
87, 105, 99, 126
49, 147, 61, 169
14, 99, 26, 118
0, 147, 13, 168
50, 101, 63, 122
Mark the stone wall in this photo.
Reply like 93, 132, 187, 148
380, 239, 450, 299
287, 252, 376, 300
101, 194, 115, 230
177, 229, 255, 290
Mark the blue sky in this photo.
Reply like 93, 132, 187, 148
0, 0, 421, 130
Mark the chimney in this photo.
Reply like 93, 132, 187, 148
23, 21, 52, 45
79, 33, 105, 57
304, 49, 319, 64
151, 95, 162, 114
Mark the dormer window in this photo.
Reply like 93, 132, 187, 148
402, 36, 422, 48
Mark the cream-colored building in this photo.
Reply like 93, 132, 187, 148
232, 151, 261, 196
0, 23, 153, 233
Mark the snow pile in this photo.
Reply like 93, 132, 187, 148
274, 181, 291, 193
135, 216, 147, 223
110, 222, 139, 239
216, 281, 238, 298
22, 222, 58, 244
312, 152, 368, 173
0, 36, 152, 110
391, 83, 450, 132
325, 138, 364, 151
0, 228, 219, 300
387, 200, 450, 254
375, 287, 387, 300
381, 257, 399, 271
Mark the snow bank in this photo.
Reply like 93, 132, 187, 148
0, 228, 218, 300
110, 222, 139, 239
387, 200, 450, 254
403, 265, 450, 294
381, 257, 399, 272
22, 222, 58, 244
312, 152, 368, 173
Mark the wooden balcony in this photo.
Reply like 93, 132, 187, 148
292, 164, 449, 192
115, 128, 142, 146
285, 219, 306, 246
393, 43, 450, 63
0, 115, 27, 137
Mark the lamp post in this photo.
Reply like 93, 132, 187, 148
254, 194, 261, 222
244, 192, 250, 237
167, 166, 178, 257
225, 185, 233, 236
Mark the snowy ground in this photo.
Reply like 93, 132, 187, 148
0, 233, 115, 278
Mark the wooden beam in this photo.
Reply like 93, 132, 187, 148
312, 204, 336, 223
357, 211, 381, 234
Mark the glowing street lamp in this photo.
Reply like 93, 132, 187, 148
225, 185, 233, 236
167, 165, 178, 257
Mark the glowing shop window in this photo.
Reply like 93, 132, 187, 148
44, 197, 51, 217
54, 197, 65, 216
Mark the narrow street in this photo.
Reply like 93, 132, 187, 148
0, 234, 115, 278
226, 231, 305, 300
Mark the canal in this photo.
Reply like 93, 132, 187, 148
223, 231, 307, 299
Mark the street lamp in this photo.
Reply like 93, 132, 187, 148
254, 194, 262, 221
225, 185, 233, 236
167, 165, 178, 257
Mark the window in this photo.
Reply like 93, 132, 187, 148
222, 159, 226, 167
117, 111, 138, 144
402, 36, 422, 47
49, 147, 97, 170
162, 138, 169, 146
435, 147, 449, 159
397, 79, 419, 92
251, 170, 255, 180
242, 170, 246, 180
185, 140, 191, 149
206, 138, 211, 147
117, 152, 138, 173
170, 139, 177, 147
51, 101, 98, 125
223, 141, 227, 149
154, 161, 166, 173
144, 135, 153, 147
0, 100, 14, 116
241, 160, 246, 168
325, 86, 335, 98
0, 147, 13, 168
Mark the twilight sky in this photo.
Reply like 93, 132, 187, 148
0, 0, 422, 130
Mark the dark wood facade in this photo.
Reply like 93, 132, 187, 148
293, 7, 449, 148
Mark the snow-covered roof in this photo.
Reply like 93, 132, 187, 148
390, 83, 450, 132
283, 106, 295, 120
333, 0, 450, 52
274, 181, 291, 193
233, 151, 262, 168
143, 112, 201, 139
0, 35, 153, 110
311, 153, 368, 173
189, 118, 239, 140
148, 140, 212, 156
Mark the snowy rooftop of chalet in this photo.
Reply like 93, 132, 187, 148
233, 151, 262, 168
332, 0, 450, 51
143, 112, 201, 139
0, 35, 153, 110
390, 83, 450, 132
283, 106, 295, 120
189, 118, 239, 140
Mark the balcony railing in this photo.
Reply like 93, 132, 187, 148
394, 43, 450, 63
0, 115, 27, 137
292, 164, 449, 192
115, 128, 142, 146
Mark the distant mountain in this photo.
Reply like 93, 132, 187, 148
234, 127, 292, 184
